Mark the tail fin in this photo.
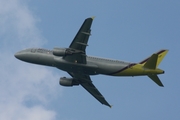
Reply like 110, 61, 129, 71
143, 54, 158, 69
140, 49, 168, 87
140, 49, 168, 68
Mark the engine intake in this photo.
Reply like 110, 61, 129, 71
59, 77, 79, 86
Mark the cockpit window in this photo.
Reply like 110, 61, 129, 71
31, 49, 36, 53
36, 48, 52, 54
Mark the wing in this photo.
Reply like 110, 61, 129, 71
64, 17, 94, 64
68, 72, 112, 108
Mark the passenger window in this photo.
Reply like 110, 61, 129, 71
31, 49, 36, 53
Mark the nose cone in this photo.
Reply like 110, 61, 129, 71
15, 49, 33, 62
14, 51, 25, 61
14, 52, 21, 59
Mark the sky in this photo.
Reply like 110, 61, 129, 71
0, 0, 179, 120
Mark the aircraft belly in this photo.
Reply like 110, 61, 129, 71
54, 57, 98, 75
92, 61, 146, 76
92, 61, 127, 75
110, 64, 152, 76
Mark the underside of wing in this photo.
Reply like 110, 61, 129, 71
64, 17, 94, 64
69, 17, 94, 52
68, 72, 112, 108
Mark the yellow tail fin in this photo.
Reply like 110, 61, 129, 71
140, 49, 168, 68
143, 54, 158, 69
140, 49, 168, 87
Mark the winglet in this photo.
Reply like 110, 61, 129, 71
110, 105, 113, 108
104, 103, 112, 108
91, 16, 95, 20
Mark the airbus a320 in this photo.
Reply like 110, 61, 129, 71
15, 17, 168, 108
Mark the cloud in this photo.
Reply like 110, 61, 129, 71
1, 104, 56, 120
0, 0, 45, 48
0, 0, 61, 119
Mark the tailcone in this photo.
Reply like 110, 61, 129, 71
156, 68, 164, 74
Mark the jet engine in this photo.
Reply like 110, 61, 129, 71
59, 77, 79, 86
53, 48, 69, 56
53, 47, 83, 56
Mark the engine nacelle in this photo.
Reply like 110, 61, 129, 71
53, 48, 67, 56
59, 77, 79, 87
53, 47, 83, 56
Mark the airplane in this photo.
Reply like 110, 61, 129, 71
15, 17, 168, 108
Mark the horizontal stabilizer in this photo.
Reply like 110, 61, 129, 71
144, 54, 158, 69
148, 74, 164, 87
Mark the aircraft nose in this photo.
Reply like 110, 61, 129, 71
14, 52, 21, 59
14, 51, 24, 60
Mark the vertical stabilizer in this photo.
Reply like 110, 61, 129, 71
143, 54, 158, 69
140, 50, 168, 67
